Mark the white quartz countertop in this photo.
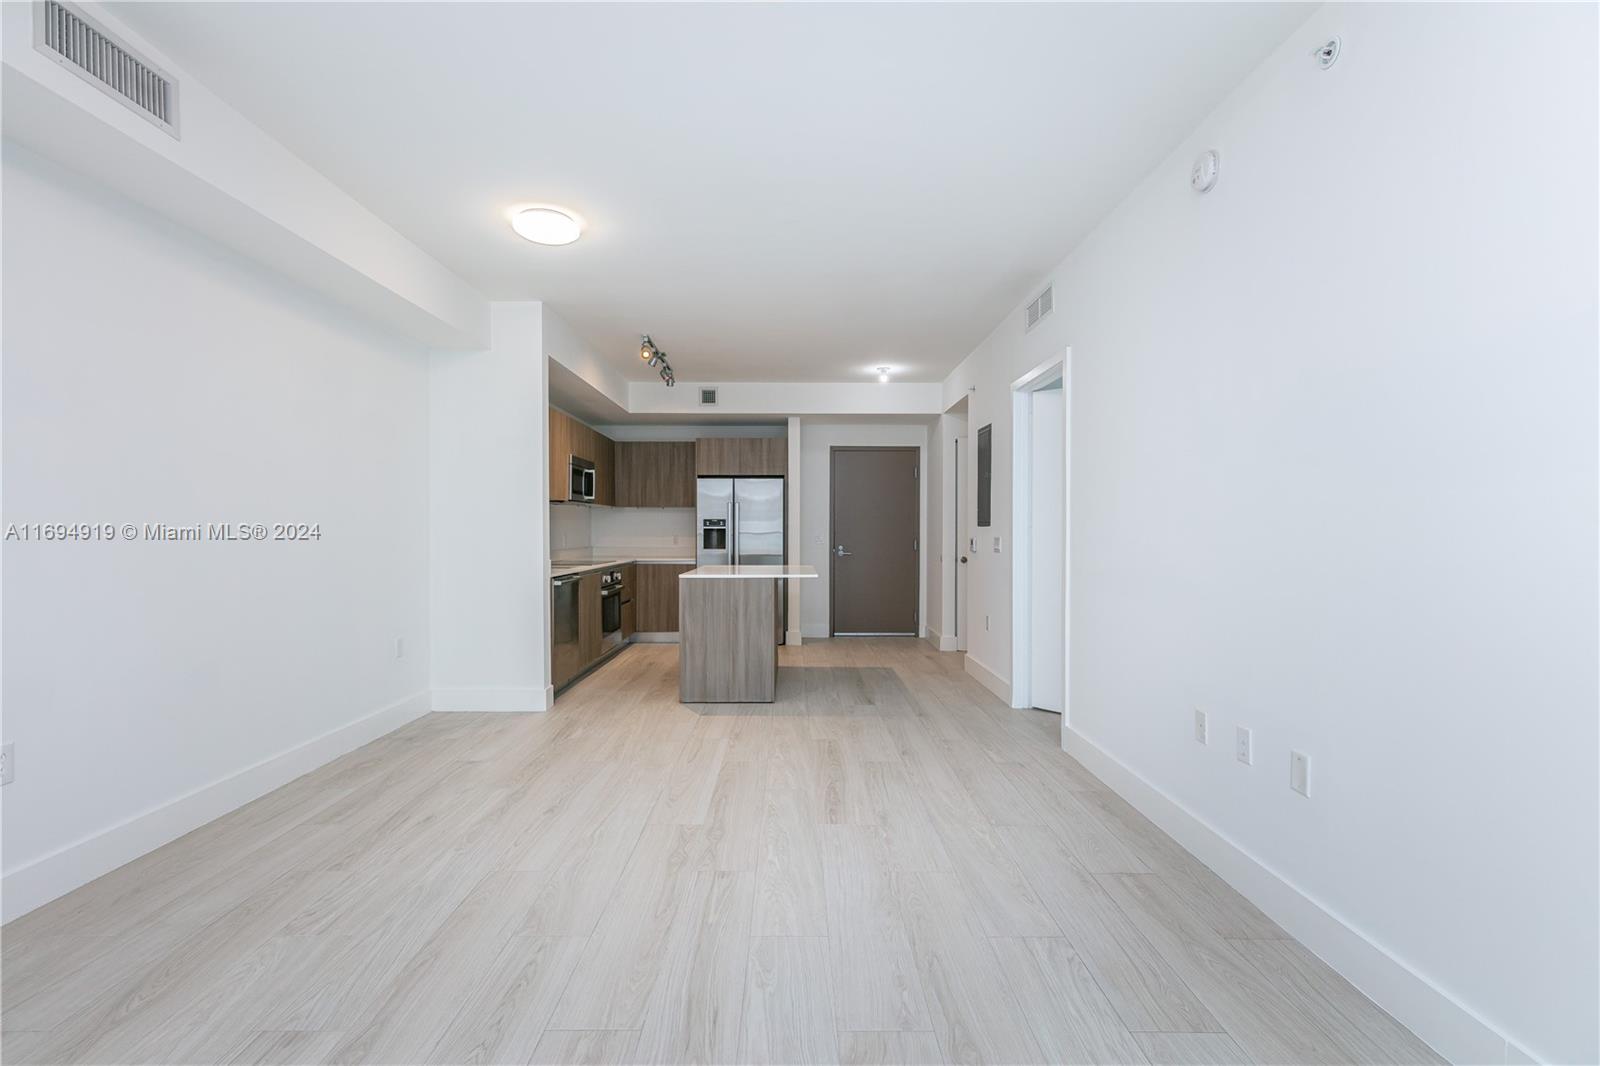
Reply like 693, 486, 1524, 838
550, 556, 696, 578
680, 565, 819, 580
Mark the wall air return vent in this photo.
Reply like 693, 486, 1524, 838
699, 387, 719, 406
1025, 284, 1054, 332
34, 0, 179, 137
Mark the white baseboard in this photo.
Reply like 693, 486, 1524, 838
431, 686, 548, 712
1, 689, 430, 924
1063, 726, 1521, 1066
925, 627, 959, 652
630, 633, 681, 644
964, 653, 1010, 703
785, 629, 804, 646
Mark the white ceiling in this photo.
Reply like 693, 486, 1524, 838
112, 2, 1308, 383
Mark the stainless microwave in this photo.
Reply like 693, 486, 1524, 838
568, 455, 596, 502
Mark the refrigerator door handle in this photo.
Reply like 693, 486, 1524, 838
729, 499, 737, 563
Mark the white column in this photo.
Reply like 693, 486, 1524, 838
786, 415, 804, 645
428, 302, 552, 710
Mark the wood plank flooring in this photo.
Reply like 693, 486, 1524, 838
1, 640, 1443, 1065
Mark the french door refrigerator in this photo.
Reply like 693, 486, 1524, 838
696, 477, 787, 641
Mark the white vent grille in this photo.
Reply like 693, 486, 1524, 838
1025, 284, 1054, 332
35, 0, 179, 137
699, 387, 718, 406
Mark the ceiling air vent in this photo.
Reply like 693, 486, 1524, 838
699, 387, 718, 406
34, 0, 179, 138
1025, 284, 1054, 332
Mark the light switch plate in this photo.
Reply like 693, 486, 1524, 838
992, 536, 1003, 553
1194, 709, 1208, 745
1235, 726, 1252, 765
1290, 750, 1310, 796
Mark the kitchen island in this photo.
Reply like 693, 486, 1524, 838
679, 565, 817, 703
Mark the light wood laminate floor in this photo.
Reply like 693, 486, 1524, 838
2, 640, 1442, 1065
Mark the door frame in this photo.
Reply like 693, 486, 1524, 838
828, 445, 922, 638
954, 434, 967, 652
1010, 350, 1071, 721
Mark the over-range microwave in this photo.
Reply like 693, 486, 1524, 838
568, 455, 596, 502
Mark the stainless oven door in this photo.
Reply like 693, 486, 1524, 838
600, 586, 623, 649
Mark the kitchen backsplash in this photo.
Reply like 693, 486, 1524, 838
550, 504, 696, 561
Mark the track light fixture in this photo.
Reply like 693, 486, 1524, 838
639, 334, 675, 387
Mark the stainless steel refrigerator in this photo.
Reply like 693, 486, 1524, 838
697, 476, 786, 641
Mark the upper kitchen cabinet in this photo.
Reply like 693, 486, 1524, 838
549, 408, 573, 503
549, 407, 616, 505
616, 441, 696, 508
695, 436, 787, 477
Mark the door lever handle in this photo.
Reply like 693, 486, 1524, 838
834, 545, 852, 557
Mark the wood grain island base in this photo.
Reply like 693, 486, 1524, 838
679, 565, 818, 702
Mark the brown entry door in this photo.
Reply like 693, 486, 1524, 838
831, 447, 919, 635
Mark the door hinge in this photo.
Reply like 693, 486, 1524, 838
913, 538, 919, 552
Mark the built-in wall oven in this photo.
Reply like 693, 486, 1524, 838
600, 568, 626, 650
568, 455, 596, 502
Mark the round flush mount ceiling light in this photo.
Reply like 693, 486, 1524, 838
509, 205, 583, 246
877, 366, 892, 383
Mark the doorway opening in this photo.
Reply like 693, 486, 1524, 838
829, 446, 920, 636
1011, 353, 1069, 718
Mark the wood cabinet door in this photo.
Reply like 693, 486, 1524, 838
635, 563, 692, 632
578, 571, 603, 664
549, 408, 572, 502
596, 433, 616, 506
614, 441, 638, 507
621, 564, 637, 638
757, 437, 788, 476
664, 441, 697, 507
696, 437, 737, 476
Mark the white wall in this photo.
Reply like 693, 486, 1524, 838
943, 5, 1598, 1062
428, 303, 550, 712
797, 420, 931, 638
0, 146, 432, 919
926, 407, 967, 651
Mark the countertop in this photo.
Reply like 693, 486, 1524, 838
550, 556, 696, 579
680, 565, 819, 580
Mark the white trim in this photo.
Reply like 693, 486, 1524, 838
925, 626, 959, 653
1009, 350, 1070, 715
785, 629, 805, 647
630, 632, 682, 644
963, 653, 1011, 703
1063, 726, 1516, 1066
1, 689, 431, 923
431, 686, 548, 713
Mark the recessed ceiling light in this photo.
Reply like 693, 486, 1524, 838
510, 205, 583, 246
877, 366, 892, 383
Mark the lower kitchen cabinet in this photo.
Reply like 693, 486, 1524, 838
635, 563, 694, 632
578, 571, 603, 664
621, 564, 637, 639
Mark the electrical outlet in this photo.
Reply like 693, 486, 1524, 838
1, 743, 13, 786
1193, 709, 1208, 745
1236, 726, 1252, 765
1290, 750, 1310, 796
395, 636, 406, 660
